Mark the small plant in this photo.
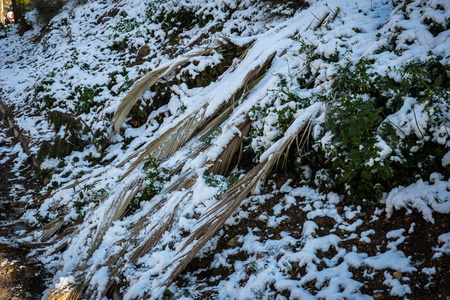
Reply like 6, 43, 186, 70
34, 210, 51, 225
107, 67, 130, 96
73, 85, 103, 114
203, 170, 238, 197
133, 156, 170, 206
204, 126, 222, 145
113, 11, 140, 33
108, 34, 130, 51
146, 3, 196, 35
73, 185, 107, 219
246, 75, 312, 162
32, 72, 58, 108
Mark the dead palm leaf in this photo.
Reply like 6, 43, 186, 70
160, 119, 313, 288
115, 50, 274, 173
89, 177, 143, 255
109, 39, 227, 139
47, 45, 276, 300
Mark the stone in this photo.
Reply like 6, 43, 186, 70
135, 44, 150, 65
393, 271, 402, 280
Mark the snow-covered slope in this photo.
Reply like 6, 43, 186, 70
0, 0, 449, 299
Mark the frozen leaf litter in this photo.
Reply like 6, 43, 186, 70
0, 0, 449, 299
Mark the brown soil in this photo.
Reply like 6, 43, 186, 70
0, 104, 49, 300
178, 189, 450, 299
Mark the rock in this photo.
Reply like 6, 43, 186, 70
372, 293, 384, 300
393, 271, 402, 280
227, 236, 240, 247
135, 44, 150, 65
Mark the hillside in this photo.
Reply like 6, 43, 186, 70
0, 0, 449, 299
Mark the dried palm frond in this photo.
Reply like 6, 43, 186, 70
45, 178, 144, 300
116, 50, 274, 173
109, 39, 227, 139
207, 118, 251, 175
102, 192, 188, 297
39, 217, 65, 242
281, 120, 312, 170
161, 119, 313, 287
119, 105, 208, 178
102, 116, 253, 297
47, 284, 83, 300
89, 177, 143, 255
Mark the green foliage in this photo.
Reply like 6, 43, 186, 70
423, 18, 446, 37
322, 94, 391, 203
73, 85, 103, 114
107, 67, 130, 96
73, 185, 106, 219
133, 156, 170, 206
162, 289, 174, 300
32, 72, 57, 108
202, 170, 238, 197
145, 1, 224, 36
204, 126, 222, 145
246, 55, 449, 205
35, 111, 88, 181
63, 54, 90, 71
34, 210, 51, 224
113, 11, 140, 33
108, 34, 130, 51
246, 75, 312, 161
146, 2, 196, 34
306, 57, 450, 204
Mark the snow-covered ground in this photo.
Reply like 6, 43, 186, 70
0, 0, 449, 299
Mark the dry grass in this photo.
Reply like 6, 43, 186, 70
89, 177, 143, 255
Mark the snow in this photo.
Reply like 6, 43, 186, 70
386, 174, 450, 223
0, 0, 448, 298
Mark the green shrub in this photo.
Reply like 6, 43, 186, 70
203, 170, 238, 197
73, 85, 103, 114
73, 185, 106, 219
307, 57, 450, 204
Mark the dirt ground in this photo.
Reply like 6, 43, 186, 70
179, 191, 450, 299
0, 107, 49, 300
